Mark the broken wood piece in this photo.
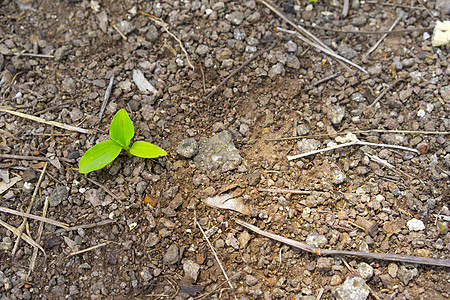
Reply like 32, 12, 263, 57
354, 216, 379, 237
0, 219, 45, 255
0, 206, 70, 229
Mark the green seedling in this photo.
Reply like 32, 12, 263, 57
79, 109, 167, 174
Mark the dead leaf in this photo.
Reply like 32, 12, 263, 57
202, 192, 250, 215
133, 69, 158, 95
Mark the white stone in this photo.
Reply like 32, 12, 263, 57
407, 218, 425, 231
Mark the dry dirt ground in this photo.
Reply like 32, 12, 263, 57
0, 0, 449, 299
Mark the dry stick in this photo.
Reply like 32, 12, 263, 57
138, 10, 194, 70
0, 153, 75, 164
53, 219, 116, 234
0, 107, 92, 134
0, 206, 69, 229
0, 219, 45, 255
366, 15, 402, 56
236, 219, 450, 268
417, 0, 436, 20
258, 188, 314, 195
364, 152, 418, 182
341, 0, 350, 18
26, 192, 49, 281
310, 71, 341, 88
12, 162, 48, 255
85, 177, 122, 201
369, 79, 404, 107
277, 27, 367, 74
12, 52, 54, 58
34, 100, 74, 115
195, 212, 233, 290
304, 24, 433, 35
287, 140, 419, 161
68, 242, 109, 257
98, 75, 114, 123
112, 23, 128, 41
203, 42, 276, 101
258, 0, 363, 72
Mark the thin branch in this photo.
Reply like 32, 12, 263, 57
0, 219, 45, 255
258, 188, 314, 195
13, 52, 54, 58
12, 162, 47, 255
112, 23, 128, 41
68, 242, 109, 257
203, 42, 276, 101
236, 219, 450, 268
0, 107, 93, 134
366, 15, 402, 56
304, 24, 433, 35
0, 206, 70, 229
369, 79, 404, 107
310, 72, 341, 88
98, 75, 114, 123
195, 211, 233, 290
0, 153, 75, 164
85, 177, 123, 201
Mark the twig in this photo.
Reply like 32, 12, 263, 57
369, 79, 404, 107
68, 242, 109, 257
236, 219, 450, 268
341, 0, 349, 18
85, 177, 123, 201
267, 129, 449, 142
277, 27, 367, 73
0, 219, 45, 255
0, 206, 69, 229
0, 153, 75, 164
26, 191, 49, 281
366, 15, 402, 56
98, 75, 114, 123
417, 0, 436, 20
195, 211, 233, 290
364, 152, 415, 180
310, 72, 341, 88
138, 10, 195, 70
0, 107, 93, 134
287, 140, 419, 161
12, 162, 47, 255
366, 1, 426, 10
13, 52, 54, 58
203, 42, 276, 101
258, 188, 314, 195
53, 219, 116, 234
304, 24, 433, 35
112, 23, 128, 41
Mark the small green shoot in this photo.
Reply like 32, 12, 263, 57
79, 109, 167, 174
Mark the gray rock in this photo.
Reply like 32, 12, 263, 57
145, 232, 160, 248
0, 270, 12, 290
238, 231, 251, 249
338, 44, 357, 59
436, 0, 450, 14
183, 260, 201, 282
388, 263, 398, 278
316, 257, 333, 271
85, 188, 101, 207
97, 11, 108, 33
334, 277, 370, 300
225, 232, 239, 249
286, 55, 300, 69
49, 186, 68, 207
327, 105, 345, 125
146, 25, 159, 42
62, 77, 76, 93
176, 138, 198, 159
406, 218, 425, 231
246, 11, 260, 23
163, 244, 179, 265
22, 168, 37, 183
356, 263, 373, 280
216, 47, 232, 61
0, 44, 12, 55
297, 139, 321, 153
398, 266, 418, 285
140, 267, 152, 282
351, 93, 366, 103
69, 107, 83, 122
55, 46, 69, 61
285, 40, 297, 52
245, 275, 258, 286
226, 11, 244, 25
331, 168, 346, 185
239, 123, 250, 136
247, 172, 260, 186
352, 15, 367, 26
268, 63, 285, 78
116, 20, 135, 35
195, 45, 210, 55
193, 131, 242, 172
296, 123, 310, 135
136, 181, 147, 194
233, 29, 246, 41
306, 232, 327, 248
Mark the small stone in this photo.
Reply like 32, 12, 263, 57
297, 139, 321, 153
233, 29, 246, 40
226, 11, 244, 25
306, 232, 327, 248
245, 275, 258, 286
140, 267, 153, 282
49, 186, 68, 207
247, 172, 260, 186
106, 252, 117, 265
146, 25, 159, 42
352, 15, 367, 26
145, 232, 160, 248
286, 55, 300, 69
116, 20, 135, 35
331, 168, 346, 185
246, 11, 260, 23
195, 45, 210, 55
330, 274, 342, 286
54, 46, 69, 61
356, 262, 373, 280
239, 123, 250, 136
387, 263, 398, 278
338, 44, 357, 59
238, 231, 251, 249
136, 181, 147, 194
327, 105, 345, 125
183, 260, 201, 282
436, 0, 450, 14
225, 232, 239, 249
62, 77, 76, 93
268, 63, 285, 78
316, 258, 333, 271
398, 266, 418, 285
285, 40, 297, 52
407, 218, 425, 231
22, 168, 37, 183
163, 244, 179, 265
334, 276, 370, 300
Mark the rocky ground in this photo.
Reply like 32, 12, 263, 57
1, 0, 450, 299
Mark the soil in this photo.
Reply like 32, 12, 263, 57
0, 0, 449, 299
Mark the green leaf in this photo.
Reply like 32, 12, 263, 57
129, 141, 167, 158
78, 140, 123, 174
110, 109, 134, 148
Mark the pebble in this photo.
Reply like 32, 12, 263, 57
163, 244, 179, 265
268, 63, 285, 78
226, 232, 240, 249
146, 25, 159, 42
330, 274, 342, 286
183, 260, 201, 282
247, 11, 260, 23
195, 45, 210, 55
327, 105, 345, 125
407, 218, 425, 231
356, 263, 373, 280
398, 266, 418, 285
297, 139, 321, 153
238, 231, 251, 249
106, 252, 117, 265
296, 123, 310, 135
316, 258, 333, 271
176, 138, 198, 159
245, 275, 258, 286
49, 186, 68, 207
140, 267, 152, 282
436, 0, 450, 14
135, 181, 147, 194
306, 232, 327, 248
62, 77, 76, 92
22, 168, 38, 183
331, 168, 346, 185
285, 40, 297, 52
286, 55, 301, 69
350, 93, 366, 103
226, 11, 244, 25
387, 263, 398, 278
338, 44, 357, 59
352, 15, 367, 26
334, 276, 370, 300
233, 29, 246, 41
116, 20, 134, 35
247, 172, 260, 186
